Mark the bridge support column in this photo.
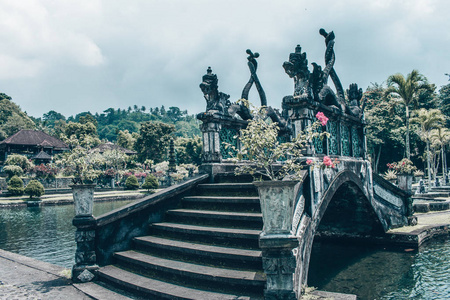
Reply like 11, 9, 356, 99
260, 234, 298, 300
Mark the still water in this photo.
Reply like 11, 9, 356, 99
0, 200, 133, 268
0, 203, 449, 299
309, 239, 450, 300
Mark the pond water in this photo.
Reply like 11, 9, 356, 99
0, 203, 448, 299
0, 200, 133, 268
309, 238, 450, 300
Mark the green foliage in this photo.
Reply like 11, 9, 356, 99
64, 121, 100, 148
125, 175, 139, 190
24, 180, 45, 199
135, 122, 175, 163
142, 174, 159, 191
0, 95, 35, 138
3, 165, 24, 178
116, 130, 137, 150
7, 175, 24, 196
57, 147, 101, 184
5, 154, 33, 171
175, 136, 202, 165
228, 102, 329, 180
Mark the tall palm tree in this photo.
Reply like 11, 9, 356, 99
385, 70, 434, 159
411, 108, 445, 187
430, 127, 450, 184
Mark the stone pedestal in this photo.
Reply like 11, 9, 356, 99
260, 234, 298, 300
397, 174, 413, 193
71, 184, 98, 283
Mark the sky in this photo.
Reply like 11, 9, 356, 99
0, 0, 449, 118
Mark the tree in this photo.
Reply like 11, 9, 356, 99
7, 175, 24, 196
364, 83, 404, 173
116, 130, 137, 150
411, 108, 445, 187
24, 180, 45, 199
175, 136, 202, 165
385, 70, 434, 159
439, 83, 450, 126
5, 154, 33, 172
135, 122, 175, 162
430, 127, 450, 182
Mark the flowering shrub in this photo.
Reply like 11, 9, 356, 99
228, 101, 331, 180
387, 158, 417, 175
33, 164, 59, 179
135, 172, 147, 178
104, 168, 117, 178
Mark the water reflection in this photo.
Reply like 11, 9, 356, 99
0, 200, 133, 268
309, 238, 450, 300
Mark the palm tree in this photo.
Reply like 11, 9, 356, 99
430, 127, 450, 184
411, 108, 445, 187
385, 70, 434, 159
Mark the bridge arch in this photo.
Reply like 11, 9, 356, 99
295, 170, 385, 292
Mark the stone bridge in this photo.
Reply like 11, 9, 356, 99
197, 29, 414, 299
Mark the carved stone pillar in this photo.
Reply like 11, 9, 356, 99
71, 184, 98, 283
72, 215, 98, 282
260, 235, 298, 300
200, 121, 221, 163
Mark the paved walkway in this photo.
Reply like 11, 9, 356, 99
0, 249, 91, 300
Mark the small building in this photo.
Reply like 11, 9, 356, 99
0, 130, 69, 163
90, 142, 137, 155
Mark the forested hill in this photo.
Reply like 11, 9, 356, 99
66, 106, 200, 141
29, 105, 201, 142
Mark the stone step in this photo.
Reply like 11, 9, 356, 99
73, 281, 134, 300
149, 222, 261, 249
113, 250, 266, 295
165, 209, 263, 229
196, 183, 258, 197
182, 196, 261, 212
98, 265, 263, 300
133, 235, 262, 270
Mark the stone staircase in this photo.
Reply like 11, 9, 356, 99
91, 180, 265, 299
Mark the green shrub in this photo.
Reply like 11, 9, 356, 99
24, 180, 45, 199
125, 175, 139, 190
5, 154, 33, 172
3, 165, 24, 178
7, 175, 24, 196
142, 174, 159, 191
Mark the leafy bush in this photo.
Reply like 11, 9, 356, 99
125, 175, 139, 190
142, 174, 159, 191
5, 154, 33, 172
7, 175, 24, 196
24, 180, 45, 199
3, 165, 23, 178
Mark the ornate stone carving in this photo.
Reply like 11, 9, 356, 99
282, 45, 311, 99
199, 67, 231, 114
346, 83, 363, 117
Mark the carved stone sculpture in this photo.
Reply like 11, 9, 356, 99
346, 83, 363, 117
199, 67, 231, 114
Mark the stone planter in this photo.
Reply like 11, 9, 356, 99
397, 174, 413, 193
253, 180, 301, 235
70, 184, 96, 216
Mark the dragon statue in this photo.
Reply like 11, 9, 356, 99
283, 28, 365, 118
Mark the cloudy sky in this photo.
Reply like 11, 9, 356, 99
0, 0, 449, 118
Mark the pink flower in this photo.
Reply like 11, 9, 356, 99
323, 156, 333, 167
306, 159, 313, 165
316, 112, 328, 126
